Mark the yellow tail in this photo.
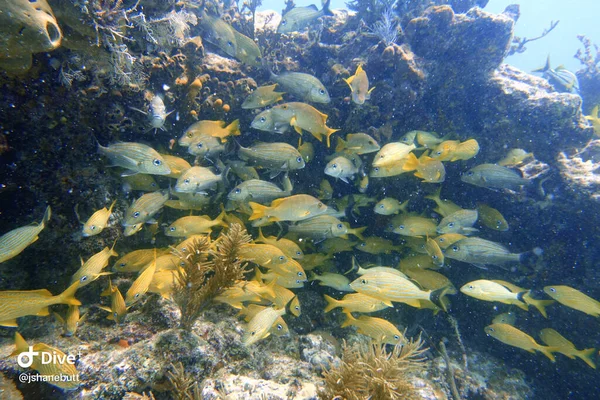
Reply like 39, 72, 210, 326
59, 281, 82, 306
248, 202, 270, 221
538, 345, 557, 362
325, 128, 340, 148
215, 207, 229, 228
349, 226, 367, 241
10, 332, 29, 357
41, 205, 52, 228
323, 294, 339, 313
523, 292, 554, 318
402, 152, 420, 172
340, 311, 356, 328
227, 119, 241, 136
335, 137, 347, 153
578, 348, 597, 369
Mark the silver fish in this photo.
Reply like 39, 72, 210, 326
437, 209, 479, 235
277, 0, 333, 34
461, 164, 530, 191
123, 191, 169, 226
227, 176, 293, 203
270, 71, 330, 103
445, 237, 523, 268
199, 10, 237, 57
130, 94, 172, 132
324, 155, 358, 183
98, 142, 171, 176
175, 166, 224, 194
238, 142, 305, 174
0, 206, 51, 264
533, 56, 579, 93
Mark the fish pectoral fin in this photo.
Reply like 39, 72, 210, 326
0, 319, 18, 327
97, 305, 112, 312
120, 170, 140, 177
36, 307, 50, 316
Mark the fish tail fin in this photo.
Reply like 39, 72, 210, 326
398, 199, 410, 213
522, 291, 554, 318
425, 186, 442, 202
430, 286, 453, 312
110, 239, 119, 257
344, 256, 359, 275
10, 332, 29, 357
58, 281, 82, 306
325, 128, 339, 148
532, 55, 551, 73
322, 0, 334, 16
323, 294, 339, 313
578, 348, 597, 369
227, 119, 241, 136
215, 207, 229, 228
281, 173, 293, 193
108, 199, 117, 213
538, 346, 556, 362
341, 311, 356, 328
349, 226, 367, 240
519, 247, 543, 267
256, 227, 267, 243
41, 205, 52, 228
335, 136, 347, 153
248, 202, 269, 221
402, 152, 420, 172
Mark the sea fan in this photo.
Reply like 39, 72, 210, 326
368, 5, 401, 47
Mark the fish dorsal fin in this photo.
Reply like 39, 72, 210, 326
270, 197, 286, 207
30, 289, 53, 297
344, 76, 355, 89
306, 4, 319, 11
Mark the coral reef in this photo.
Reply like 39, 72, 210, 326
575, 35, 600, 113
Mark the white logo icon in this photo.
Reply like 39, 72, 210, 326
17, 346, 39, 368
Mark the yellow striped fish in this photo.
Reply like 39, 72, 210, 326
99, 279, 128, 323
539, 328, 596, 369
341, 312, 405, 345
0, 281, 80, 327
125, 253, 157, 306
98, 142, 171, 176
54, 305, 87, 337
123, 190, 169, 226
0, 205, 51, 263
82, 200, 116, 237
323, 293, 390, 313
243, 306, 287, 345
71, 242, 118, 286
544, 285, 600, 317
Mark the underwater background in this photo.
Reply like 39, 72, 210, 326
0, 0, 599, 399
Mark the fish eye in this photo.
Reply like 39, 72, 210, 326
394, 335, 400, 340
369, 140, 374, 145
80, 276, 88, 282
227, 40, 234, 47
295, 305, 300, 310
399, 225, 405, 230
360, 242, 366, 247
135, 293, 140, 298
186, 132, 192, 137
496, 220, 502, 226
467, 171, 474, 176
277, 324, 283, 330
319, 89, 325, 95
436, 151, 442, 156
113, 312, 118, 318
133, 211, 140, 218
549, 287, 556, 292
281, 19, 287, 25
119, 263, 126, 267
296, 251, 302, 256
296, 280, 301, 284
90, 225, 96, 230
279, 256, 285, 261
374, 167, 379, 172
170, 227, 176, 232
432, 255, 438, 260
260, 117, 266, 123
318, 202, 324, 208
439, 238, 445, 242
184, 178, 190, 184
468, 285, 473, 289
197, 143, 203, 148
448, 222, 455, 227
331, 163, 337, 169
337, 223, 343, 229
361, 279, 366, 284
452, 245, 459, 252
153, 159, 162, 166
296, 156, 303, 163
297, 272, 304, 277
379, 204, 384, 208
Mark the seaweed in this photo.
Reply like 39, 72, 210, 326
508, 20, 559, 56
367, 4, 401, 47
172, 223, 252, 330
319, 336, 428, 400
166, 362, 201, 400
575, 35, 600, 74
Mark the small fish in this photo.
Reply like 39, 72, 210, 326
179, 120, 241, 146
543, 285, 600, 317
424, 237, 444, 267
269, 258, 307, 280
239, 243, 289, 268
166, 192, 211, 211
461, 164, 530, 191
277, 0, 333, 33
228, 177, 293, 204
416, 131, 445, 148
249, 194, 327, 222
228, 160, 260, 181
261, 270, 307, 289
485, 323, 557, 362
533, 56, 579, 93
290, 296, 301, 317
82, 200, 116, 237
243, 306, 287, 345
398, 254, 436, 271
374, 198, 408, 215
239, 305, 288, 336
369, 161, 408, 178
187, 134, 225, 159
0, 281, 80, 327
539, 328, 596, 369
161, 154, 192, 179
585, 105, 600, 137
477, 204, 509, 231
355, 236, 402, 255
242, 84, 285, 109
497, 149, 535, 167
372, 142, 417, 168
122, 174, 159, 192
11, 333, 79, 390
175, 166, 223, 194
98, 142, 171, 176
130, 94, 172, 132
256, 228, 304, 259
341, 312, 405, 345
232, 29, 262, 66
436, 209, 479, 235
357, 174, 369, 193
344, 64, 374, 105
299, 252, 333, 271
316, 179, 333, 200
0, 205, 51, 264
123, 190, 169, 226
492, 312, 516, 325
402, 268, 454, 292
199, 10, 237, 58
54, 305, 87, 337
298, 141, 315, 163
392, 215, 438, 238
148, 268, 182, 301
324, 155, 359, 183
309, 272, 352, 291
431, 139, 479, 162
252, 102, 338, 146
125, 254, 157, 306
165, 210, 227, 237
460, 280, 529, 310
323, 293, 390, 313
123, 223, 143, 237
239, 142, 305, 174
433, 233, 467, 250
319, 237, 356, 254
290, 215, 365, 241
399, 130, 418, 146
214, 282, 267, 309
99, 278, 128, 324
425, 188, 462, 217
445, 237, 524, 269
335, 133, 380, 155
113, 248, 168, 273
71, 242, 118, 286
402, 152, 446, 183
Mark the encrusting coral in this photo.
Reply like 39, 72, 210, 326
172, 223, 252, 330
319, 336, 428, 400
